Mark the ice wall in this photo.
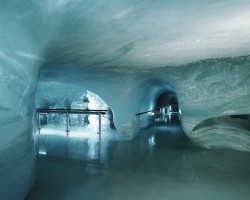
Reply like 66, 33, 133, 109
38, 59, 250, 147
1, 0, 250, 199
192, 115, 250, 151
37, 66, 150, 138
150, 56, 250, 151
0, 2, 48, 200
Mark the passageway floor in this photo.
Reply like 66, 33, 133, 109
26, 126, 250, 200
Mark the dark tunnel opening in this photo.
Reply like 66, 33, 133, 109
154, 91, 180, 125
145, 91, 189, 148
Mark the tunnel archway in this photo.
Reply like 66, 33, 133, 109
154, 91, 179, 125
36, 85, 116, 137
142, 89, 188, 147
35, 83, 118, 162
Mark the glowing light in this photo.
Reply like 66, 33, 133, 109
39, 151, 47, 155
149, 112, 155, 116
148, 135, 155, 147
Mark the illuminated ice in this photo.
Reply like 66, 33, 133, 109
48, 98, 67, 126
39, 90, 112, 138
1, 0, 250, 199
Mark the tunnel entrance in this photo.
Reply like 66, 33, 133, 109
35, 90, 117, 162
136, 89, 186, 147
37, 90, 115, 136
150, 91, 186, 147
154, 91, 179, 125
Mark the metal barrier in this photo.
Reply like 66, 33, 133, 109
37, 108, 108, 139
135, 107, 179, 124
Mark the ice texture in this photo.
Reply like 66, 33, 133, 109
37, 89, 112, 136
191, 115, 250, 151
1, 0, 250, 199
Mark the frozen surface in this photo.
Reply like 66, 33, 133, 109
28, 151, 250, 200
1, 0, 250, 199
26, 124, 250, 200
191, 115, 250, 151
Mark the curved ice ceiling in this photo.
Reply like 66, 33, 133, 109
43, 0, 250, 67
1, 1, 250, 199
2, 0, 250, 67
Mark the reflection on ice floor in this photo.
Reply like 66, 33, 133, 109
39, 123, 110, 138
37, 128, 117, 165
27, 120, 250, 200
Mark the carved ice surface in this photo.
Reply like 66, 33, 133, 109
191, 115, 250, 151
1, 0, 250, 199
39, 90, 112, 137
48, 98, 67, 126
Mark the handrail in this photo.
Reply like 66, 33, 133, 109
135, 110, 157, 116
37, 108, 108, 115
135, 109, 179, 116
36, 108, 107, 136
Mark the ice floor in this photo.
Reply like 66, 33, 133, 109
26, 117, 250, 200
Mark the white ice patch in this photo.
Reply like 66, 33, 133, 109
114, 7, 133, 19
17, 51, 45, 61
222, 110, 237, 115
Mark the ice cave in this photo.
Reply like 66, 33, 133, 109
1, 1, 250, 200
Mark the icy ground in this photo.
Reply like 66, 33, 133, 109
26, 121, 250, 200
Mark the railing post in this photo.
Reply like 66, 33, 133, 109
98, 112, 102, 163
37, 110, 41, 134
98, 112, 101, 139
66, 111, 69, 137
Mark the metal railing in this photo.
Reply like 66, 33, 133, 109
37, 108, 108, 139
135, 105, 179, 116
135, 106, 179, 124
135, 110, 156, 116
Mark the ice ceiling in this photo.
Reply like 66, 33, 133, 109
1, 0, 250, 199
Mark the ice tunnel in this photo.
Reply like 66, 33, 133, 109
1, 0, 250, 199
36, 80, 116, 134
